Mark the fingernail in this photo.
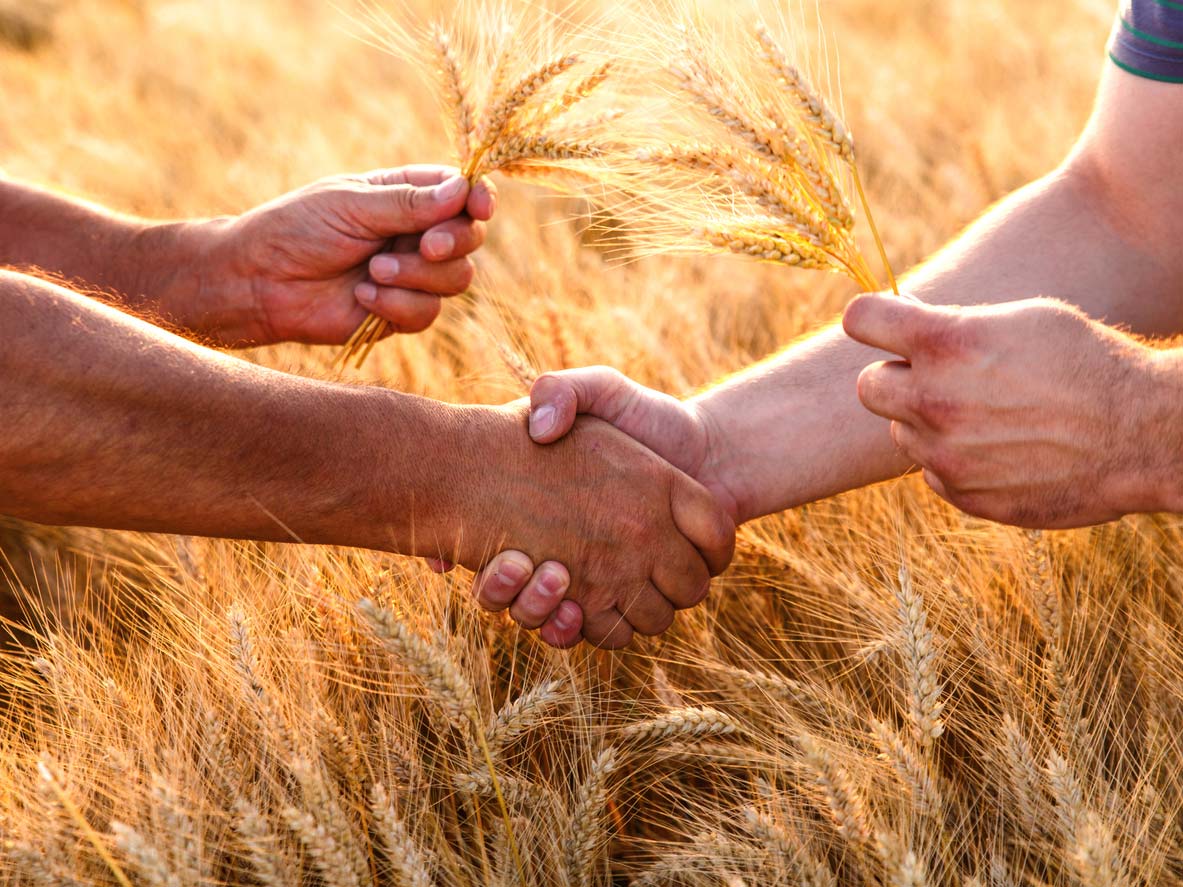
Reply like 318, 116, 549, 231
538, 570, 566, 597
355, 282, 377, 306
529, 405, 556, 440
422, 231, 455, 258
553, 606, 576, 631
434, 175, 466, 202
496, 560, 529, 587
371, 255, 399, 280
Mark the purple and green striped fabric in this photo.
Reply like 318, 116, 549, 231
1110, 0, 1183, 83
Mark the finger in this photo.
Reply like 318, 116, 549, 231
352, 175, 471, 237
508, 562, 571, 630
420, 218, 487, 261
856, 360, 919, 423
923, 468, 951, 501
369, 253, 475, 295
650, 533, 712, 610
669, 474, 736, 577
426, 558, 455, 573
528, 366, 637, 443
842, 292, 953, 359
354, 284, 443, 333
466, 176, 498, 221
362, 165, 462, 188
539, 600, 584, 649
618, 582, 676, 636
890, 420, 926, 466
581, 608, 634, 650
391, 233, 422, 253
472, 550, 534, 612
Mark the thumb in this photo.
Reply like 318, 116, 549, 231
352, 175, 471, 237
670, 473, 736, 577
528, 366, 639, 444
842, 292, 952, 359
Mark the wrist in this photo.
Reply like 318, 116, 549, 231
686, 397, 749, 524
129, 216, 259, 346
1142, 349, 1183, 514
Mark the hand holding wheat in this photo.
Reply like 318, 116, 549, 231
340, 4, 620, 366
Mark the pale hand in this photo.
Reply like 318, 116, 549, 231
204, 165, 496, 346
843, 293, 1183, 528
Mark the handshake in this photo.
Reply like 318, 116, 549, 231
439, 370, 741, 651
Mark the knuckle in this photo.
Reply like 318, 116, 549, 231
842, 293, 874, 332
456, 258, 476, 290
636, 612, 674, 637
923, 446, 960, 481
913, 390, 959, 428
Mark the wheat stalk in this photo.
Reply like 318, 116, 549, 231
370, 782, 434, 887
563, 747, 620, 887
341, 9, 618, 367
487, 679, 566, 755
618, 706, 741, 752
895, 566, 944, 748
798, 734, 874, 847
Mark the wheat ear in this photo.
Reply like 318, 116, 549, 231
895, 566, 944, 748
370, 782, 433, 887
564, 747, 620, 887
798, 734, 873, 846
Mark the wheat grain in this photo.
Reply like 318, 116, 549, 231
110, 822, 177, 887
1000, 714, 1043, 834
619, 706, 741, 751
1047, 751, 1085, 840
487, 679, 566, 754
564, 747, 620, 887
870, 718, 943, 815
357, 598, 476, 730
493, 340, 539, 391
875, 830, 930, 887
754, 24, 853, 160
470, 54, 581, 174
798, 734, 874, 846
1071, 812, 1129, 887
231, 797, 295, 887
895, 566, 944, 747
453, 770, 554, 809
430, 24, 475, 167
370, 782, 433, 887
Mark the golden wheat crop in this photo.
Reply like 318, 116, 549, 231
4, 0, 1178, 885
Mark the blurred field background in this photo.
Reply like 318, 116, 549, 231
6, 0, 1183, 885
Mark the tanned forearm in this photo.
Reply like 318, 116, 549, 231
0, 177, 232, 336
693, 66, 1183, 523
0, 268, 467, 554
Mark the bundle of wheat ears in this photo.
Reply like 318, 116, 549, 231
340, 3, 895, 367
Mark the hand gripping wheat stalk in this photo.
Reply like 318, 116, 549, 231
340, 4, 619, 367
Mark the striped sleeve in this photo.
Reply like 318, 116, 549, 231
1109, 0, 1183, 83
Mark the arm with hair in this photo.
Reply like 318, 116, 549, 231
492, 63, 1183, 646
0, 168, 497, 347
0, 269, 732, 648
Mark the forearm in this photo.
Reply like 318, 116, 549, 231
695, 159, 1183, 522
0, 269, 467, 554
0, 178, 237, 337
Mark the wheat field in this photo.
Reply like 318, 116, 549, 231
4, 0, 1181, 885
